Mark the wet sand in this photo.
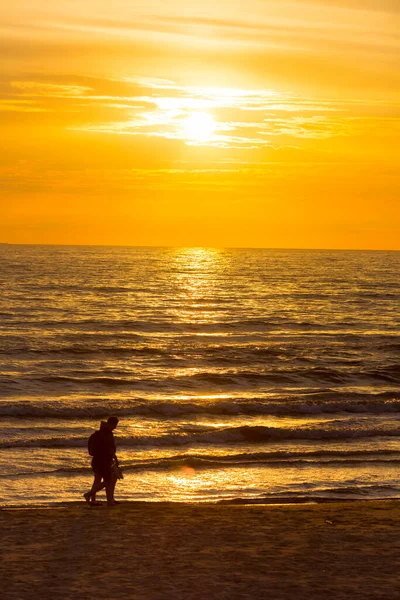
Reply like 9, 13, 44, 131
1, 500, 400, 600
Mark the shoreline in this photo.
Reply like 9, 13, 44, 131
2, 495, 400, 511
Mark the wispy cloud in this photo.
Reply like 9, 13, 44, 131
10, 81, 92, 97
2, 0, 398, 59
0, 99, 48, 112
2, 75, 399, 149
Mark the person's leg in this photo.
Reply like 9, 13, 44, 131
106, 472, 118, 506
84, 472, 105, 504
90, 473, 106, 499
93, 480, 106, 497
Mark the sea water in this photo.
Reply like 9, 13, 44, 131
0, 245, 399, 505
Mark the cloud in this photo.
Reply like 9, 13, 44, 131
0, 99, 48, 112
2, 0, 398, 57
10, 81, 92, 97
2, 74, 399, 150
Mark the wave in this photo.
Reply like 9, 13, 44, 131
218, 484, 400, 504
0, 346, 169, 357
7, 364, 400, 390
6, 449, 400, 478
106, 448, 400, 473
378, 343, 400, 352
2, 423, 400, 450
182, 424, 400, 445
2, 313, 399, 335
0, 392, 399, 418
0, 344, 290, 360
35, 376, 140, 386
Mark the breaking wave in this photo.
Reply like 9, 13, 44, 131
2, 422, 400, 450
0, 392, 399, 418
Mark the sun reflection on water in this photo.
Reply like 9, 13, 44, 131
170, 247, 224, 324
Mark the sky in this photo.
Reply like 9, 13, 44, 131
1, 0, 399, 249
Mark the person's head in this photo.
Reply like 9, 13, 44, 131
107, 416, 119, 430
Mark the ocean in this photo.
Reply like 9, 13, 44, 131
0, 245, 399, 506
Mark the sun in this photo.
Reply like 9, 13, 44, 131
183, 111, 216, 143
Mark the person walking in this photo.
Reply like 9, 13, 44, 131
84, 416, 120, 507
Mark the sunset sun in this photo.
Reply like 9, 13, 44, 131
183, 111, 216, 143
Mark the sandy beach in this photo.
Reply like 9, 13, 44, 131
1, 499, 400, 600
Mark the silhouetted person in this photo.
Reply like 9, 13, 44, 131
84, 416, 120, 507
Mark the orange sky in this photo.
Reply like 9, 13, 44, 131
1, 0, 399, 249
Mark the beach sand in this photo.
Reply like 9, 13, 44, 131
1, 500, 400, 600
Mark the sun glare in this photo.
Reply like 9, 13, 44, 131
183, 111, 216, 143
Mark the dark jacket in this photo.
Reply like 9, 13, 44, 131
91, 421, 116, 464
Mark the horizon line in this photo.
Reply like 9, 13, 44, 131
1, 243, 399, 252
